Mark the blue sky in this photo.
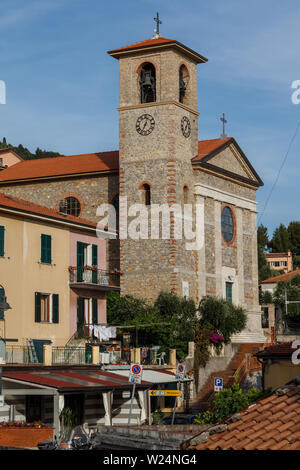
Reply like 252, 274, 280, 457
0, 0, 299, 237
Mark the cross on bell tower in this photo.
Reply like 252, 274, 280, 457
153, 12, 162, 38
220, 113, 227, 139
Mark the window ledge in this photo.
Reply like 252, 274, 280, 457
38, 261, 56, 266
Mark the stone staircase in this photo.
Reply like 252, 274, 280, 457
189, 343, 264, 414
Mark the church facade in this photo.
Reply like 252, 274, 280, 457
0, 35, 265, 343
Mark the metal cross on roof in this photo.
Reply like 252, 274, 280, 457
220, 113, 227, 139
153, 12, 162, 37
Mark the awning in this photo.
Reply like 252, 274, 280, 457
2, 367, 177, 393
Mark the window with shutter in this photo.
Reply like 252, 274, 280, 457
92, 244, 98, 283
92, 298, 98, 325
41, 234, 52, 264
35, 292, 42, 323
77, 242, 84, 282
52, 294, 59, 324
0, 226, 4, 257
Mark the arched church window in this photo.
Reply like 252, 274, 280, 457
179, 65, 189, 104
221, 206, 235, 243
59, 196, 81, 217
141, 183, 151, 206
140, 63, 156, 104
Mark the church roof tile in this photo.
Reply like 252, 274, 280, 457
0, 150, 119, 183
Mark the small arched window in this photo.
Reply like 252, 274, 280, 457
183, 185, 189, 204
179, 65, 190, 104
142, 184, 151, 206
221, 206, 235, 243
140, 63, 156, 104
59, 196, 81, 217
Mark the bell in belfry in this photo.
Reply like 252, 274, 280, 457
140, 63, 156, 103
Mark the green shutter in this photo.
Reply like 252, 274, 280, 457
0, 287, 4, 320
92, 245, 98, 266
52, 294, 59, 324
77, 296, 84, 330
41, 234, 52, 264
77, 242, 84, 282
92, 298, 98, 324
35, 292, 41, 323
0, 226, 5, 257
92, 244, 98, 283
92, 245, 98, 284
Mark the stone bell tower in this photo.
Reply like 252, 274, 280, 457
108, 32, 207, 302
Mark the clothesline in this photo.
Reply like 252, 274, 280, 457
96, 322, 171, 329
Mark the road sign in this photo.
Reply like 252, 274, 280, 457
150, 390, 181, 397
129, 363, 143, 384
214, 377, 223, 392
175, 363, 185, 380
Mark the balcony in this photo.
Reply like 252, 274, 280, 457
69, 267, 120, 291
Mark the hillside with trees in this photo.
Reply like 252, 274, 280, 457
0, 137, 63, 160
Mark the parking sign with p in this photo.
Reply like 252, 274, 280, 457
214, 377, 223, 392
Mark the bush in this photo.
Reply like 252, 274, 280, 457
193, 381, 270, 425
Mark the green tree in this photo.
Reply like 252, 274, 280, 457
273, 274, 300, 325
154, 291, 197, 359
257, 224, 275, 282
198, 296, 247, 343
269, 224, 290, 252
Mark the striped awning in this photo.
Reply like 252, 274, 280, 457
3, 367, 177, 392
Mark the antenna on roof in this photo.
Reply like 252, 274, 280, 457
153, 12, 162, 38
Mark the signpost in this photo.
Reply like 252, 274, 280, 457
150, 390, 181, 397
128, 363, 143, 425
214, 377, 223, 392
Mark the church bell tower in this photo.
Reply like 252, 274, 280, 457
108, 23, 207, 301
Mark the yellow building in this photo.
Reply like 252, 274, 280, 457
0, 192, 118, 359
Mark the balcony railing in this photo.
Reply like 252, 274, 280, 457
52, 346, 87, 365
69, 267, 120, 288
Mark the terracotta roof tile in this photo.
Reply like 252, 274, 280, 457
261, 269, 300, 284
192, 138, 233, 162
108, 37, 208, 63
108, 36, 176, 54
189, 377, 300, 451
0, 150, 119, 183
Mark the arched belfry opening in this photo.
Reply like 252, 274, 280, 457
140, 63, 156, 103
179, 64, 189, 104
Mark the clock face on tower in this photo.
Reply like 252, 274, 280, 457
136, 114, 155, 136
181, 116, 191, 138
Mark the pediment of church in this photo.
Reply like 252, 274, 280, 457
193, 138, 263, 187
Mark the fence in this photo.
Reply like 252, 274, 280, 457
5, 346, 31, 364
52, 347, 87, 365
